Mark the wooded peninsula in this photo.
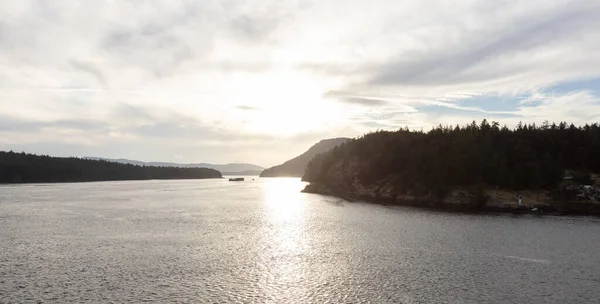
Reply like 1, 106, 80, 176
0, 152, 222, 183
303, 120, 600, 214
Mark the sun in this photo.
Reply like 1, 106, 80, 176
224, 69, 342, 136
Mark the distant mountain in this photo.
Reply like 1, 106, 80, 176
222, 170, 263, 176
84, 158, 263, 174
259, 138, 351, 178
192, 163, 264, 174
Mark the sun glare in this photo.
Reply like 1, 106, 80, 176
225, 70, 338, 136
260, 178, 310, 300
263, 177, 307, 222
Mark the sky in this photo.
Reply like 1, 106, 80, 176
1, 0, 599, 167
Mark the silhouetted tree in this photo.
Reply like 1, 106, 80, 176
304, 120, 600, 193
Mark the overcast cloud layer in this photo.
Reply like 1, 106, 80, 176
1, 0, 599, 166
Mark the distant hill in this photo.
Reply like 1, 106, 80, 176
1, 151, 222, 183
84, 158, 263, 174
222, 170, 263, 176
259, 138, 350, 178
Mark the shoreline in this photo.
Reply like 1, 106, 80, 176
0, 176, 224, 185
303, 183, 600, 217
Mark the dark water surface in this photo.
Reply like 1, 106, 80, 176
1, 178, 599, 303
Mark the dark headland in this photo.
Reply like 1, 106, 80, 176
302, 120, 600, 215
260, 138, 350, 177
0, 151, 222, 183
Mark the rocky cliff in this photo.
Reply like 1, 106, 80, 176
301, 157, 474, 208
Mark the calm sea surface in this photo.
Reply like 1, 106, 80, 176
1, 178, 599, 303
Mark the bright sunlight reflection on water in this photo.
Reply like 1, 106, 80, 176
263, 177, 307, 222
2, 179, 600, 302
260, 178, 310, 299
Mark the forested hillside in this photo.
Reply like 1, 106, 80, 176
303, 120, 600, 204
0, 151, 222, 183
260, 138, 349, 177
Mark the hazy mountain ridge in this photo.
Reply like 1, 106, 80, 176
259, 138, 350, 177
84, 157, 263, 173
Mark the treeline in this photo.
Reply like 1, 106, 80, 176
304, 120, 600, 193
0, 151, 222, 183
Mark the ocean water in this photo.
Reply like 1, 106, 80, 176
1, 178, 599, 303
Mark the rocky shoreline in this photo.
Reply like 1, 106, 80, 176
302, 182, 600, 216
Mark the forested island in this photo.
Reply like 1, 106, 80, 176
303, 120, 600, 214
0, 151, 222, 183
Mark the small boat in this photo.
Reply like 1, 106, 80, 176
228, 177, 244, 182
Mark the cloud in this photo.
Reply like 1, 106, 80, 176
229, 15, 278, 42
1, 0, 600, 165
236, 105, 259, 111
0, 114, 109, 133
292, 1, 600, 98
69, 59, 107, 86
323, 90, 388, 106
343, 97, 387, 106
368, 5, 600, 87
515, 91, 600, 123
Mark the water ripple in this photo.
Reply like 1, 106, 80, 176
1, 179, 599, 303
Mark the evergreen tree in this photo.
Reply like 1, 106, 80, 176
0, 152, 222, 183
304, 120, 600, 193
